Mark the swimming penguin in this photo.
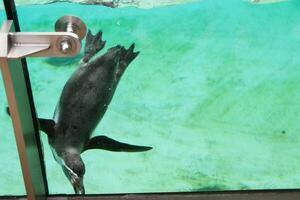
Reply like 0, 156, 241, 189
7, 30, 152, 194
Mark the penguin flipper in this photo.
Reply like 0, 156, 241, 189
6, 106, 55, 137
5, 106, 10, 116
83, 135, 152, 152
38, 118, 55, 138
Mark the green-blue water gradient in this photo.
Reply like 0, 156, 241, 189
1, 0, 300, 195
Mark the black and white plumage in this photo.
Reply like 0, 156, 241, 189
7, 30, 152, 194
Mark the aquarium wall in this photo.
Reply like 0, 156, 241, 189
1, 0, 300, 196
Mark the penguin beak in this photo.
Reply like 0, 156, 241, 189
71, 175, 85, 194
60, 154, 86, 194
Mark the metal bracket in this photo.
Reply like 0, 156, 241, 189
0, 16, 86, 59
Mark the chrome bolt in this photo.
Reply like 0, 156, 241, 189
60, 40, 72, 54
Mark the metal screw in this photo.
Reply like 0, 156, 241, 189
60, 40, 72, 54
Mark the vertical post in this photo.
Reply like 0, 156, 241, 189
1, 0, 49, 199
0, 58, 47, 200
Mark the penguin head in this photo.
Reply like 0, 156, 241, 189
61, 150, 86, 194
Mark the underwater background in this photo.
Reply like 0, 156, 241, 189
1, 0, 300, 195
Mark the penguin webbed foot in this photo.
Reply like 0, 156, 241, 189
83, 29, 106, 63
115, 43, 140, 80
120, 43, 140, 65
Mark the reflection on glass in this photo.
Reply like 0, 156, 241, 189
0, 4, 26, 195
15, 0, 300, 194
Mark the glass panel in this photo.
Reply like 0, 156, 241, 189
15, 0, 300, 194
0, 3, 26, 195
0, 4, 4, 19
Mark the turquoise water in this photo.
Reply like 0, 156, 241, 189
1, 0, 300, 195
